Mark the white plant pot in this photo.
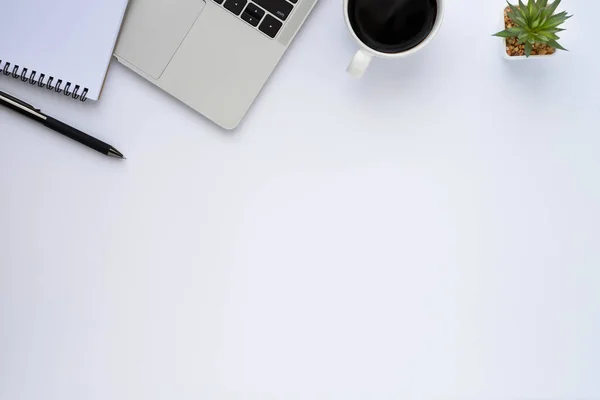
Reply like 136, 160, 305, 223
501, 10, 556, 60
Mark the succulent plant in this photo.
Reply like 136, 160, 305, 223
494, 0, 572, 57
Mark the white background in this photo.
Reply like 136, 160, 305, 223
1, 0, 599, 398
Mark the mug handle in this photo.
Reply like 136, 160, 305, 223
347, 49, 373, 78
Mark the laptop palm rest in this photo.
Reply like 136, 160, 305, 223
116, 0, 205, 80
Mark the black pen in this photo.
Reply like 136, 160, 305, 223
0, 90, 125, 159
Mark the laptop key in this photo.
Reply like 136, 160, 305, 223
259, 14, 283, 38
224, 0, 247, 15
245, 3, 265, 20
253, 0, 293, 20
241, 11, 260, 26
288, 0, 298, 3
214, 0, 225, 4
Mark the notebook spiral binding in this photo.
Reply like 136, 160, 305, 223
0, 59, 89, 102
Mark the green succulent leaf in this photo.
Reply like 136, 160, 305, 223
507, 11, 527, 25
494, 29, 517, 38
519, 0, 531, 22
547, 39, 568, 50
537, 30, 560, 40
537, 0, 548, 8
524, 41, 533, 57
509, 26, 526, 34
507, 1, 522, 17
545, 0, 562, 17
543, 12, 571, 29
529, 0, 539, 19
530, 2, 542, 22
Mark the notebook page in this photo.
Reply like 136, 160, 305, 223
0, 0, 129, 101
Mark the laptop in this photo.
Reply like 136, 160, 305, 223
114, 0, 318, 129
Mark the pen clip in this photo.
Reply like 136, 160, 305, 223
0, 91, 41, 112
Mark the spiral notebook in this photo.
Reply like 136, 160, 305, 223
0, 0, 129, 102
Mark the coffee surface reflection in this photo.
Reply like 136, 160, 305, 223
348, 0, 438, 53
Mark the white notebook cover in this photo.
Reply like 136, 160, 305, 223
0, 0, 129, 101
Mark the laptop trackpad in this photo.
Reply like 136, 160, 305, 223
115, 0, 205, 79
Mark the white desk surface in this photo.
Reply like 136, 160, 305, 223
1, 0, 599, 398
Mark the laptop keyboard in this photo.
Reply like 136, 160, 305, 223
213, 0, 297, 39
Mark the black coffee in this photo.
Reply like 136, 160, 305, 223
348, 0, 438, 53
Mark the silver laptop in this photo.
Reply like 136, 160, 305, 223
114, 0, 318, 129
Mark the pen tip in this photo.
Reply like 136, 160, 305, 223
108, 148, 126, 159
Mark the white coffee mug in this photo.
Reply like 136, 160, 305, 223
344, 0, 445, 78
